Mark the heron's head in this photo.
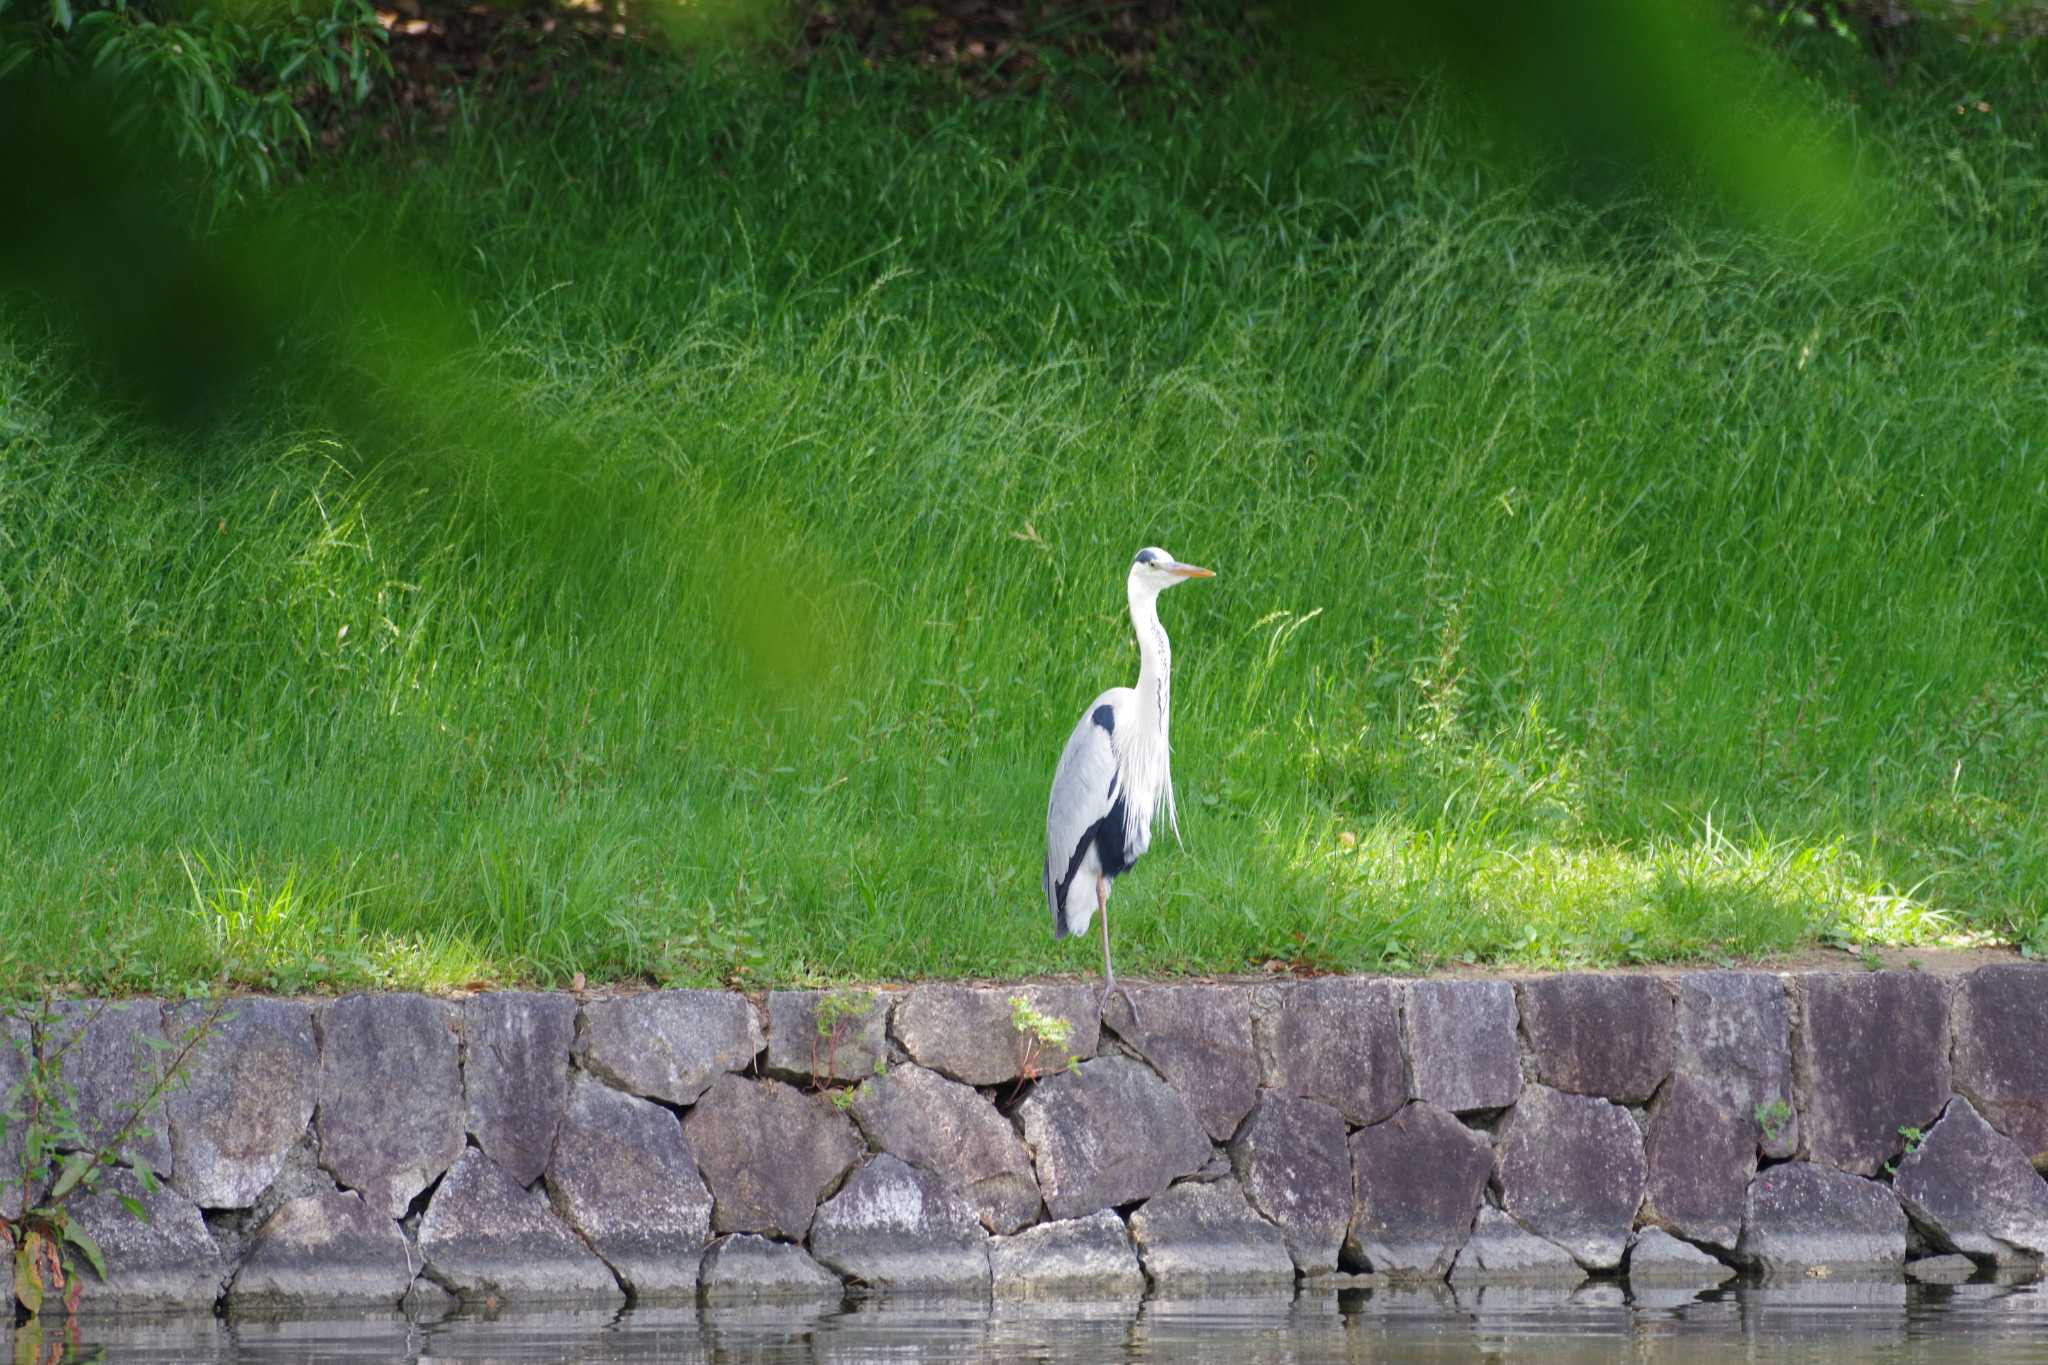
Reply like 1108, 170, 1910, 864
1129, 546, 1215, 594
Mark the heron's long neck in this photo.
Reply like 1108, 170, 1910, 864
1129, 585, 1172, 741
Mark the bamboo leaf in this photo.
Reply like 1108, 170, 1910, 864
59, 1221, 106, 1282
48, 1151, 94, 1202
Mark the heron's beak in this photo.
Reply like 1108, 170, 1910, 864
1170, 563, 1215, 579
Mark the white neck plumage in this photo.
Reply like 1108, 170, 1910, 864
1128, 579, 1182, 846
1130, 582, 1171, 720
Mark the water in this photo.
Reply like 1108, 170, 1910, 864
27, 1278, 2048, 1362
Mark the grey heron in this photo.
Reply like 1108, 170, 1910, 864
1043, 546, 1214, 1015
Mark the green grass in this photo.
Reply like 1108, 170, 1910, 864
2, 28, 2045, 994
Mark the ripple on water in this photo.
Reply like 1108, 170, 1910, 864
35, 1277, 2048, 1363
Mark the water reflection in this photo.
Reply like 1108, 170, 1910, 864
24, 1276, 2048, 1362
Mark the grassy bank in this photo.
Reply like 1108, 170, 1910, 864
2, 31, 2044, 994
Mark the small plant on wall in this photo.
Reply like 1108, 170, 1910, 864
0, 992, 229, 1322
1884, 1123, 1928, 1177
1008, 996, 1079, 1093
811, 989, 876, 1091
1754, 1099, 1794, 1147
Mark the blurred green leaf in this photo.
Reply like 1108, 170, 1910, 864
1281, 0, 1887, 254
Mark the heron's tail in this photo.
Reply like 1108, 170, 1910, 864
1046, 862, 1069, 939
1046, 861, 1099, 939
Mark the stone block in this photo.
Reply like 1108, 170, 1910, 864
847, 1063, 1041, 1234
809, 1154, 991, 1292
891, 984, 1099, 1087
682, 1074, 863, 1241
0, 1017, 28, 1218
317, 993, 465, 1218
1495, 1084, 1645, 1270
699, 1234, 845, 1299
1128, 1179, 1296, 1287
1017, 1056, 1210, 1220
1893, 1095, 2048, 1265
417, 1148, 622, 1304
1735, 1161, 1907, 1277
196, 1131, 329, 1275
546, 1071, 713, 1298
229, 1190, 415, 1309
1447, 1205, 1585, 1285
463, 991, 576, 1187
578, 990, 762, 1107
1906, 1253, 1977, 1283
165, 997, 317, 1210
51, 999, 174, 1177
1952, 963, 2048, 1166
1253, 978, 1406, 1126
1230, 1092, 1352, 1274
1674, 970, 1796, 1158
1103, 984, 1259, 1141
1795, 971, 1949, 1176
988, 1210, 1144, 1297
1625, 1227, 1734, 1286
1404, 980, 1520, 1114
1642, 1072, 1756, 1252
68, 1167, 227, 1313
1518, 974, 1672, 1103
766, 990, 892, 1084
1347, 1101, 1492, 1278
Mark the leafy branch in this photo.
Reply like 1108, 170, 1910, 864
0, 991, 231, 1318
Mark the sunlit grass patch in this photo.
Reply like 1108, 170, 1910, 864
1280, 818, 1876, 973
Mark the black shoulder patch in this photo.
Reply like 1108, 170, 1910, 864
1094, 796, 1133, 880
1091, 703, 1115, 733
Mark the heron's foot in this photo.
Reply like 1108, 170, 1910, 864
1099, 978, 1143, 1034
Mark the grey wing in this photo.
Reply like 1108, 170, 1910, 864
1043, 697, 1124, 940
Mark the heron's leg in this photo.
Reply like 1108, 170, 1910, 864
1096, 875, 1141, 1029
1096, 874, 1114, 990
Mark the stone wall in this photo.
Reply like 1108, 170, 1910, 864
18, 965, 2048, 1314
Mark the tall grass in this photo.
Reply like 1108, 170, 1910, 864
1, 34, 2043, 993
